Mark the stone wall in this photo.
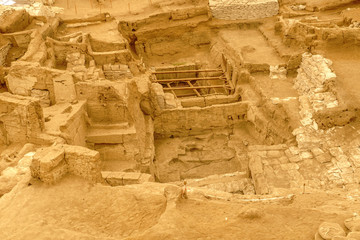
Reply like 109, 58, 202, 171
30, 144, 102, 184
209, 0, 279, 20
0, 93, 44, 145
248, 143, 360, 195
277, 17, 360, 47
154, 102, 248, 137
294, 53, 338, 131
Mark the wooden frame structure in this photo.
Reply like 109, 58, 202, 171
151, 69, 234, 98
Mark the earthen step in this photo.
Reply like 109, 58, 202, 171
101, 171, 154, 186
89, 122, 129, 130
86, 125, 136, 144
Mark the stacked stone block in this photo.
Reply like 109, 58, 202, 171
30, 144, 102, 184
209, 0, 279, 20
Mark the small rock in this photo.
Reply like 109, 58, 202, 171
311, 147, 324, 156
318, 222, 346, 240
316, 152, 332, 163
345, 216, 360, 231
239, 207, 264, 219
140, 99, 153, 115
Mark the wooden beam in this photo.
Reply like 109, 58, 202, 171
166, 83, 177, 99
186, 81, 201, 97
153, 76, 226, 83
176, 93, 198, 97
163, 85, 231, 91
153, 69, 223, 74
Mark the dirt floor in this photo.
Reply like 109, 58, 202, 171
324, 46, 360, 108
0, 176, 359, 240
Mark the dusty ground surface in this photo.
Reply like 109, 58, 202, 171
1, 176, 360, 240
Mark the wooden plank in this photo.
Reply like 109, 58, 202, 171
176, 93, 198, 97
166, 83, 177, 99
186, 81, 201, 97
163, 85, 230, 91
153, 69, 223, 74
153, 76, 226, 83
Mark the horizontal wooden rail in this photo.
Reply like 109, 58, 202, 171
154, 77, 226, 83
163, 85, 231, 91
152, 69, 223, 74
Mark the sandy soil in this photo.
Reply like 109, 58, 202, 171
219, 29, 285, 66
0, 176, 359, 240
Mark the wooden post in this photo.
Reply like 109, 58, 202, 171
110, 0, 113, 8
99, 3, 102, 13
128, 2, 131, 13
148, 0, 152, 6
89, 0, 93, 9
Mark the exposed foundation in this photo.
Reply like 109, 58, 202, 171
1, 0, 360, 238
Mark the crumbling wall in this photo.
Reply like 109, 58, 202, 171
0, 92, 44, 145
88, 35, 126, 52
0, 42, 11, 66
247, 142, 360, 194
0, 10, 31, 33
294, 53, 339, 131
154, 132, 245, 182
154, 102, 248, 137
30, 144, 102, 184
58, 101, 88, 146
277, 17, 360, 48
46, 37, 87, 68
247, 102, 296, 144
5, 61, 76, 105
247, 144, 328, 194
76, 81, 130, 123
77, 80, 150, 170
2, 29, 34, 49
20, 18, 60, 64
118, 10, 211, 58
209, 0, 279, 20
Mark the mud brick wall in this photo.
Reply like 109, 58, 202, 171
209, 0, 279, 20
59, 101, 88, 147
154, 102, 248, 136
31, 144, 102, 184
0, 92, 44, 145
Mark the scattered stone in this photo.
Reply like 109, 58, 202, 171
318, 222, 346, 240
239, 207, 264, 219
316, 153, 332, 163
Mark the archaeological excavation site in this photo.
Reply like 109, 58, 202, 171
1, 0, 360, 239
